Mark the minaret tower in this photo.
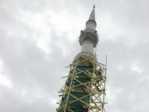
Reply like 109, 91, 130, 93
80, 5, 98, 54
57, 6, 106, 112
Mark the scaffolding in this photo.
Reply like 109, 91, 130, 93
57, 52, 106, 112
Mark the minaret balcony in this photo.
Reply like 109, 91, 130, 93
79, 30, 98, 47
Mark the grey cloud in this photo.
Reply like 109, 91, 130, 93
0, 0, 149, 112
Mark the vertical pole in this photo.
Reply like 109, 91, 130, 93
102, 55, 108, 112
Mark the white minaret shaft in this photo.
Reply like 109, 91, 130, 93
81, 40, 94, 53
79, 5, 98, 54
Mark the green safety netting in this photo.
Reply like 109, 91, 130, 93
57, 62, 93, 112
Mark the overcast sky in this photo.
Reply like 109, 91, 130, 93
0, 0, 149, 112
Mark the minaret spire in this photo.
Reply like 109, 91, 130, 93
89, 5, 95, 21
79, 5, 98, 54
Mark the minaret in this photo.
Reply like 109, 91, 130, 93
57, 6, 106, 112
79, 5, 98, 54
